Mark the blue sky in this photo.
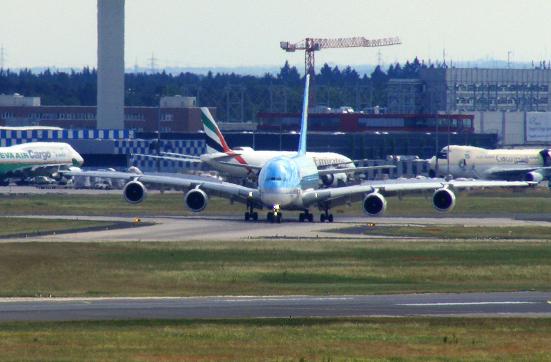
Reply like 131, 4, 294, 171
1, 0, 550, 69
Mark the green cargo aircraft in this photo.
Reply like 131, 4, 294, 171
0, 142, 84, 186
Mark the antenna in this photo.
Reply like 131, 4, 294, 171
148, 53, 158, 74
0, 45, 6, 69
507, 51, 512, 68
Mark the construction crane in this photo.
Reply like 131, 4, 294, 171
280, 36, 401, 105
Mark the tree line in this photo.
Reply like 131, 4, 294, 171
0, 58, 443, 121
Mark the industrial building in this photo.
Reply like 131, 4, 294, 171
0, 94, 207, 133
386, 67, 551, 145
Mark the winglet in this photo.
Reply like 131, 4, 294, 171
200, 107, 232, 153
297, 74, 310, 155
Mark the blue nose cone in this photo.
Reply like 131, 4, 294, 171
259, 157, 297, 190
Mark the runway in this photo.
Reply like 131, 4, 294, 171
0, 292, 550, 321
5, 214, 551, 242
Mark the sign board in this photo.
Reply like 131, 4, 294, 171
526, 112, 551, 142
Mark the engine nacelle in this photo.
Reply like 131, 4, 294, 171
123, 180, 147, 204
184, 188, 208, 212
432, 188, 456, 212
320, 172, 347, 187
525, 171, 544, 183
363, 192, 387, 216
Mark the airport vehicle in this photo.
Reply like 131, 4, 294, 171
429, 145, 551, 182
67, 75, 534, 223
0, 142, 84, 186
137, 107, 392, 187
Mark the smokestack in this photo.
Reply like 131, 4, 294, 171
97, 0, 125, 129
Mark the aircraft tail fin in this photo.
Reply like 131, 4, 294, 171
200, 107, 232, 154
297, 74, 310, 156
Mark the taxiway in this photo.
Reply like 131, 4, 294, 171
0, 292, 549, 322
3, 214, 551, 242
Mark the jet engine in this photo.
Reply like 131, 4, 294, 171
363, 192, 387, 216
320, 172, 347, 187
432, 188, 456, 212
184, 188, 208, 212
525, 171, 544, 183
123, 180, 147, 204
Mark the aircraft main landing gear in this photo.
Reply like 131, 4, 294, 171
244, 201, 258, 221
299, 210, 314, 222
320, 208, 334, 223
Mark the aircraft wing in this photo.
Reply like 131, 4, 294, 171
160, 152, 201, 160
301, 178, 536, 208
317, 165, 395, 176
63, 170, 260, 205
485, 166, 551, 178
132, 153, 203, 163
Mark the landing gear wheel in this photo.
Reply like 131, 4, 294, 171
252, 212, 258, 221
245, 212, 250, 221
320, 208, 334, 223
267, 212, 274, 223
276, 213, 282, 223
299, 213, 305, 222
308, 213, 313, 222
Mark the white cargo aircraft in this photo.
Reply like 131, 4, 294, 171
0, 142, 84, 186
67, 75, 534, 223
429, 145, 551, 182
136, 107, 391, 187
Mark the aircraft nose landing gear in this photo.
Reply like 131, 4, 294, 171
267, 204, 282, 223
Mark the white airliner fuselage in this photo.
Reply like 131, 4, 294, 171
429, 145, 550, 181
200, 149, 353, 177
0, 142, 84, 185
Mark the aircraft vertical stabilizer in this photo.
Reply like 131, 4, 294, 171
297, 74, 310, 156
200, 107, 232, 154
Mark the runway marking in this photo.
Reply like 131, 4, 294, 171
221, 297, 352, 302
398, 301, 539, 306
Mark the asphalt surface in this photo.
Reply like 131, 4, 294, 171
4, 214, 551, 242
0, 292, 549, 321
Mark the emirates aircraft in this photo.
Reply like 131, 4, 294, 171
0, 142, 84, 185
429, 145, 551, 182
137, 108, 392, 187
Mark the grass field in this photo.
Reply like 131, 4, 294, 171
340, 224, 551, 240
0, 318, 550, 360
0, 217, 118, 238
1, 240, 551, 297
2, 188, 551, 217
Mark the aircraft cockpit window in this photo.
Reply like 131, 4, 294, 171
269, 176, 283, 181
436, 151, 448, 159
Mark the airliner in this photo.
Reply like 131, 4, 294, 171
0, 142, 84, 186
429, 145, 551, 182
136, 107, 391, 187
67, 75, 535, 223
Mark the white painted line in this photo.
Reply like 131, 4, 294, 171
398, 301, 539, 306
